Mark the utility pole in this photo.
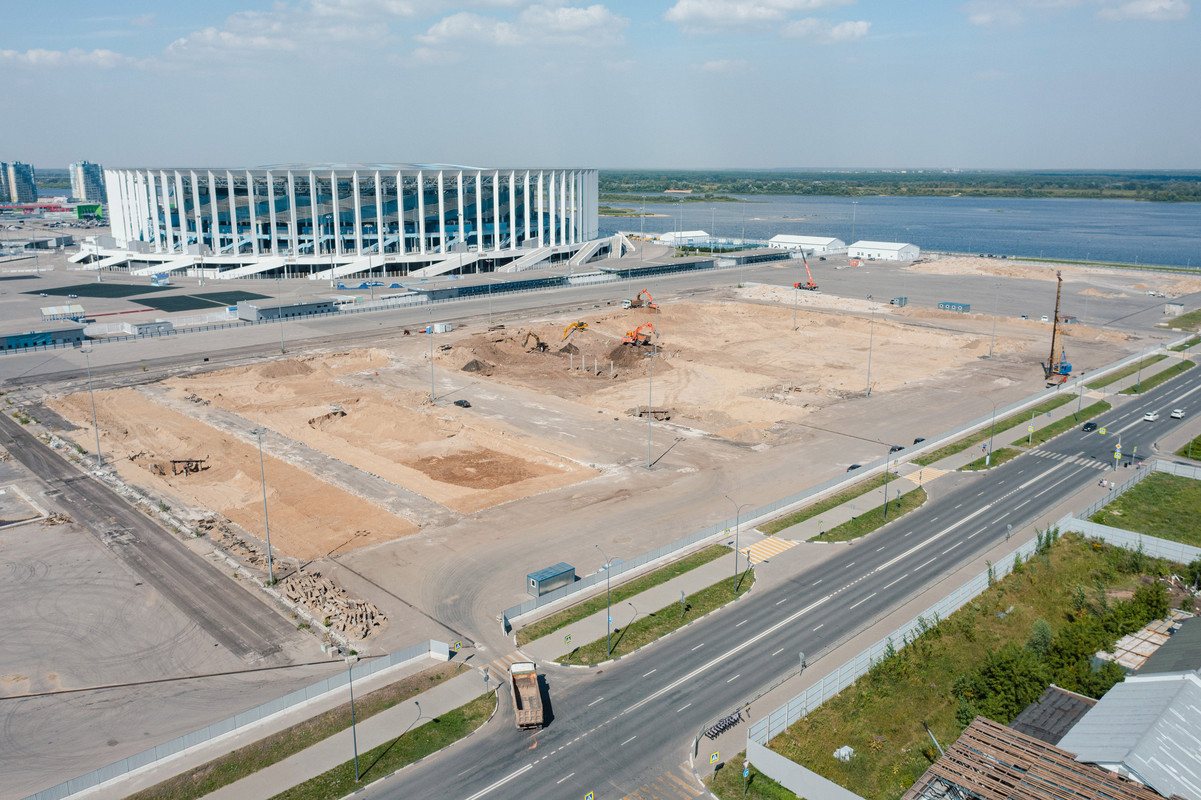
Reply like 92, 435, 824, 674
250, 426, 275, 584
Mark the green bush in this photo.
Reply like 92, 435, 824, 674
1026, 620, 1053, 657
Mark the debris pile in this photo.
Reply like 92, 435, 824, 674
279, 570, 385, 640
202, 518, 270, 569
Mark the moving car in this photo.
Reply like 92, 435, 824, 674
1171, 409, 1186, 419
1082, 422, 1098, 432
1143, 411, 1159, 421
912, 437, 926, 445
846, 464, 862, 472
453, 399, 471, 408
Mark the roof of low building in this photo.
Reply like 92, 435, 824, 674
849, 240, 916, 250
768, 234, 844, 245
1139, 617, 1201, 675
1009, 685, 1097, 745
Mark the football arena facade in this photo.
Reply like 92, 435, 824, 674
89, 163, 602, 280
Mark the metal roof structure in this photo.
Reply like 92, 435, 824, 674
1008, 685, 1097, 746
1139, 618, 1201, 675
849, 240, 916, 251
1058, 672, 1201, 800
902, 716, 1172, 800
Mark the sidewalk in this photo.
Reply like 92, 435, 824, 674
203, 668, 489, 800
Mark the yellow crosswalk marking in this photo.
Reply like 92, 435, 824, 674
741, 536, 798, 564
902, 465, 947, 486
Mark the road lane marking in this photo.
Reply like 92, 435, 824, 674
771, 648, 785, 656
916, 557, 937, 570
876, 546, 885, 552
954, 503, 962, 509
943, 541, 962, 554
736, 619, 748, 627
812, 623, 824, 631
727, 674, 740, 683
775, 597, 787, 605
677, 703, 692, 712
849, 592, 877, 610
812, 579, 823, 586
588, 697, 604, 707
881, 573, 909, 591
691, 643, 705, 651
621, 735, 637, 746
464, 764, 533, 800
557, 773, 575, 785
643, 669, 657, 677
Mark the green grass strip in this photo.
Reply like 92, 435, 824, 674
558, 571, 755, 665
126, 663, 468, 800
1171, 308, 1201, 331
269, 693, 495, 800
959, 448, 1023, 471
708, 751, 798, 800
810, 488, 927, 542
1090, 472, 1201, 547
1169, 336, 1200, 352
913, 396, 1074, 466
1118, 360, 1195, 394
1176, 434, 1201, 462
760, 473, 899, 536
516, 545, 729, 646
1011, 401, 1111, 448
1087, 355, 1167, 389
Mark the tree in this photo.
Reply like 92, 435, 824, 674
1026, 620, 1054, 658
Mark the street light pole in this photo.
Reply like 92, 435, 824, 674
250, 426, 275, 584
725, 496, 752, 593
595, 544, 615, 659
882, 443, 892, 522
989, 282, 999, 358
986, 398, 1000, 467
865, 306, 876, 397
80, 348, 102, 470
646, 351, 654, 469
1076, 377, 1084, 421
340, 648, 361, 781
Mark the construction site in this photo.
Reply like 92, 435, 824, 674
35, 254, 1193, 651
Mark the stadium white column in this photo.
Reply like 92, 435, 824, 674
331, 170, 343, 257
548, 171, 556, 246
456, 171, 465, 252
537, 171, 545, 247
228, 170, 241, 255
173, 171, 186, 253
246, 170, 259, 256
189, 171, 202, 252
147, 172, 163, 253
523, 170, 531, 247
287, 171, 298, 256
308, 169, 318, 254
373, 171, 383, 254
560, 170, 568, 247
492, 170, 501, 253
353, 171, 363, 256
135, 171, 149, 244
158, 171, 174, 253
416, 170, 426, 255
266, 171, 279, 255
475, 171, 484, 253
396, 170, 406, 253
437, 170, 446, 253
508, 171, 516, 251
570, 171, 577, 244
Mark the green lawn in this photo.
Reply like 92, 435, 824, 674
557, 571, 755, 665
810, 488, 927, 543
1117, 360, 1195, 394
1171, 308, 1201, 331
126, 663, 468, 800
1089, 472, 1201, 547
913, 396, 1073, 466
1169, 336, 1200, 352
1087, 355, 1167, 389
708, 752, 799, 800
1011, 401, 1111, 448
1176, 434, 1201, 462
269, 693, 495, 800
764, 533, 1181, 800
516, 545, 729, 646
762, 473, 899, 536
959, 447, 1022, 471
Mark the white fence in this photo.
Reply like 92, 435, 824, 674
26, 640, 449, 800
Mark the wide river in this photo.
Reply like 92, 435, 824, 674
600, 195, 1201, 268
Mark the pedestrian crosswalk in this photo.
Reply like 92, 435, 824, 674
902, 465, 948, 485
621, 765, 704, 799
1030, 449, 1113, 470
485, 651, 528, 685
741, 536, 798, 564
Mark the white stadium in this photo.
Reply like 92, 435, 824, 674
77, 164, 605, 281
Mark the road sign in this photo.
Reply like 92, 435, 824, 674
710, 751, 720, 764
1101, 427, 1107, 434
585, 793, 594, 800
744, 767, 750, 777
564, 634, 572, 645
453, 641, 462, 652
1028, 425, 1034, 432
608, 616, 612, 624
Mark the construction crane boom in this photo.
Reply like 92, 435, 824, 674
1042, 271, 1072, 382
794, 251, 818, 291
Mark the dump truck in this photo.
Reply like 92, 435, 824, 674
509, 662, 545, 729
622, 289, 659, 310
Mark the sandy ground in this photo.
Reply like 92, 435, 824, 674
909, 255, 1201, 297
48, 389, 416, 560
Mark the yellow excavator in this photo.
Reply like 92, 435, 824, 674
563, 321, 588, 340
523, 332, 549, 352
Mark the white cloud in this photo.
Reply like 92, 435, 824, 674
0, 47, 139, 69
963, 0, 1086, 26
782, 17, 870, 41
1098, 0, 1189, 19
130, 13, 156, 28
417, 4, 629, 47
664, 0, 854, 34
698, 58, 749, 72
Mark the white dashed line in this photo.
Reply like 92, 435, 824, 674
643, 669, 657, 677
677, 703, 692, 712
812, 623, 824, 631
916, 556, 938, 570
776, 597, 788, 605
464, 764, 533, 800
727, 674, 740, 683
943, 541, 962, 555
771, 648, 785, 656
621, 736, 637, 746
691, 643, 705, 651
588, 697, 604, 707
557, 773, 575, 785
736, 619, 748, 627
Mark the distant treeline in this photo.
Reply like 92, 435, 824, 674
600, 170, 1201, 203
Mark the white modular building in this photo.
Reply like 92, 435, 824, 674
656, 230, 710, 246
96, 163, 601, 280
848, 241, 920, 261
767, 234, 845, 253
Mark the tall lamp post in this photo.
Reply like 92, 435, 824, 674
725, 495, 753, 594
595, 544, 617, 659
337, 646, 361, 782
865, 304, 877, 397
646, 350, 654, 469
989, 281, 1000, 358
986, 397, 1001, 468
80, 348, 102, 470
249, 426, 275, 584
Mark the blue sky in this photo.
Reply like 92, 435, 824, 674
2, 1, 1196, 170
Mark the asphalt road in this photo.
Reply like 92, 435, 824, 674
360, 365, 1201, 800
0, 411, 295, 660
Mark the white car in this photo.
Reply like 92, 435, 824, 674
1143, 411, 1160, 421
1171, 409, 1185, 419
1040, 315, 1050, 323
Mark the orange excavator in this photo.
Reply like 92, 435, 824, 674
794, 251, 818, 291
622, 322, 656, 346
623, 289, 659, 310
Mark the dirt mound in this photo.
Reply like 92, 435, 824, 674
409, 447, 540, 489
560, 343, 580, 355
461, 359, 492, 373
259, 360, 316, 379
609, 344, 650, 366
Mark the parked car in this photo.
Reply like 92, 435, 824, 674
846, 464, 862, 472
889, 444, 904, 453
912, 437, 926, 445
1082, 422, 1098, 432
67, 293, 78, 298
1040, 315, 1050, 323
1171, 408, 1185, 419
453, 399, 471, 408
1143, 411, 1159, 421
